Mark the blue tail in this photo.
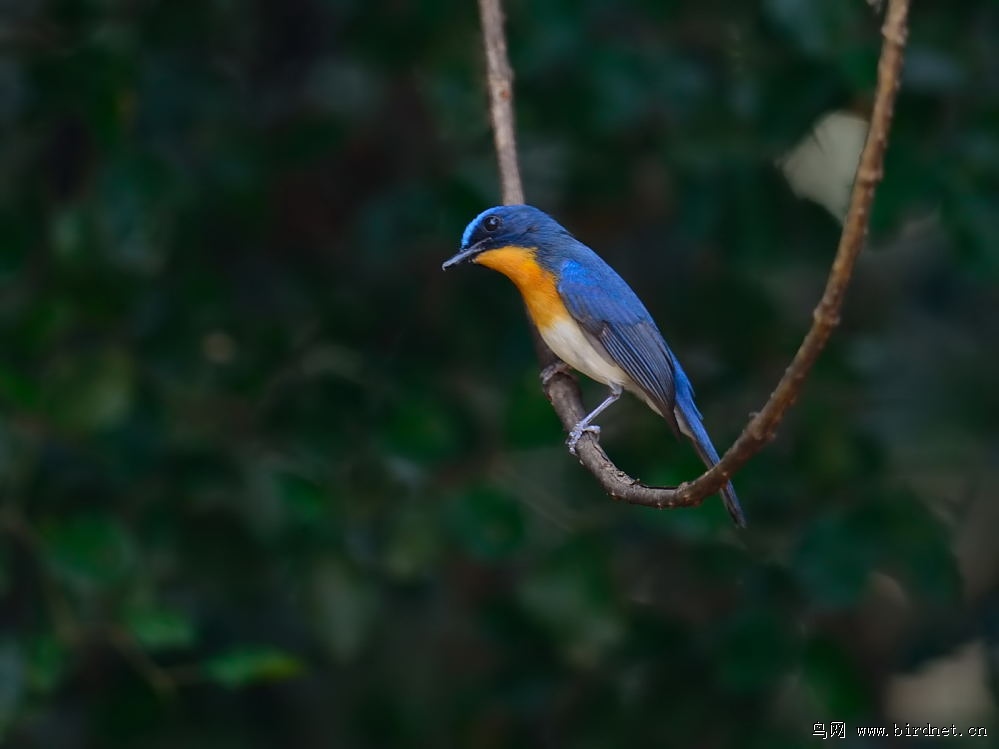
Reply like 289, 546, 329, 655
673, 390, 747, 528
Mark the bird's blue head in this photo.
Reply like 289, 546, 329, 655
442, 204, 572, 270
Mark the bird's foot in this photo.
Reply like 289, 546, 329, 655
540, 360, 572, 386
567, 423, 600, 455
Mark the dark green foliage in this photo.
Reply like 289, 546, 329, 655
0, 0, 995, 746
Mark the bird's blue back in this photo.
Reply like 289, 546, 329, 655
535, 229, 690, 429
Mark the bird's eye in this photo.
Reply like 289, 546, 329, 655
483, 215, 502, 232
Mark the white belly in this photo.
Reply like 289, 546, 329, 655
540, 317, 630, 388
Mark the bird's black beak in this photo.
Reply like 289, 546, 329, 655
441, 239, 489, 270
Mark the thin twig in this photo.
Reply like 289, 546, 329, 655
0, 506, 81, 643
476, 0, 910, 513
477, 0, 566, 386
108, 626, 179, 697
477, 0, 524, 205
0, 506, 182, 697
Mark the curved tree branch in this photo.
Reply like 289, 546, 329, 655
476, 0, 910, 514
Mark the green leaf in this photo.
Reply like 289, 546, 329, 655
50, 205, 92, 265
25, 635, 67, 695
203, 647, 304, 689
276, 472, 328, 526
125, 607, 196, 652
43, 347, 136, 432
41, 514, 134, 591
802, 636, 870, 718
0, 368, 40, 411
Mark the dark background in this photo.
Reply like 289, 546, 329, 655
1, 0, 997, 746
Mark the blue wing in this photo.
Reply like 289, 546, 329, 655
556, 257, 679, 429
557, 253, 747, 526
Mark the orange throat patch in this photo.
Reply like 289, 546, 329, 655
474, 246, 567, 329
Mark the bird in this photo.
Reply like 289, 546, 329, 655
442, 204, 746, 527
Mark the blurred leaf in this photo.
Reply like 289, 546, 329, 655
203, 647, 304, 689
310, 560, 380, 662
802, 636, 870, 719
50, 205, 92, 265
125, 606, 196, 651
96, 153, 173, 274
43, 347, 136, 432
275, 471, 328, 526
763, 0, 867, 59
25, 635, 67, 695
41, 513, 134, 591
874, 495, 961, 603
381, 503, 442, 579
904, 46, 966, 94
0, 368, 40, 411
518, 539, 624, 666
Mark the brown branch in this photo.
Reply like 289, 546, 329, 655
477, 0, 523, 206
476, 0, 910, 515
476, 0, 566, 386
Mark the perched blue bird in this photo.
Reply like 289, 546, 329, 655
443, 204, 746, 527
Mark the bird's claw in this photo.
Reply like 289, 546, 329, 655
567, 423, 601, 455
540, 361, 571, 386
